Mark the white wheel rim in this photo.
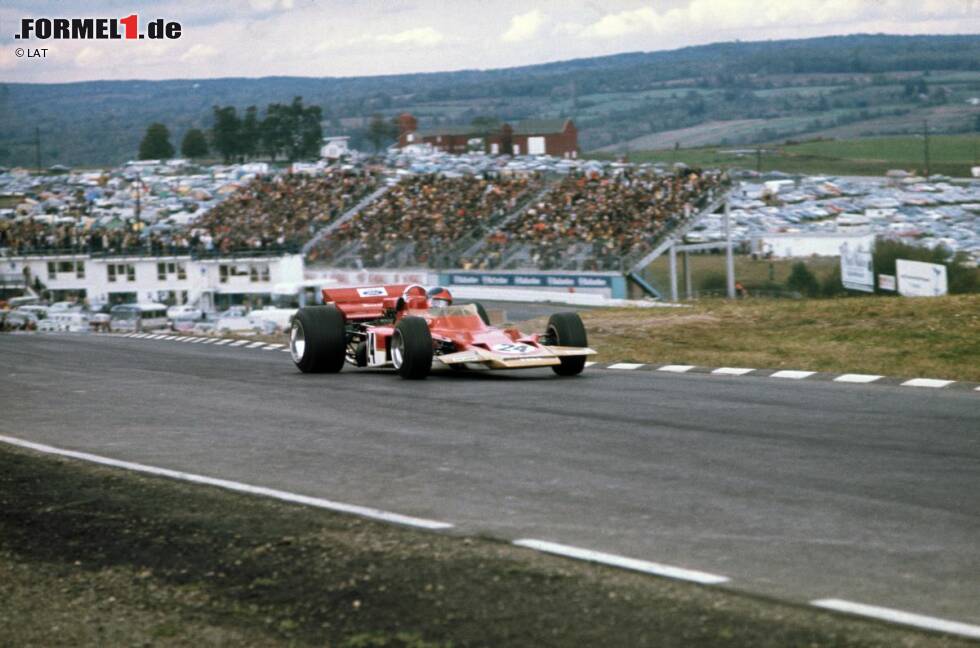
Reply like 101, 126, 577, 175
391, 330, 404, 369
290, 321, 305, 363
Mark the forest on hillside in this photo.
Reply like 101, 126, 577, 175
1, 34, 979, 167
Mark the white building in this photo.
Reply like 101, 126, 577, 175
320, 136, 351, 160
4, 252, 304, 311
752, 232, 875, 258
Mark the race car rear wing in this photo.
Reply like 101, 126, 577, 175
321, 284, 410, 321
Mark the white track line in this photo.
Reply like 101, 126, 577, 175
834, 374, 882, 384
712, 367, 754, 376
658, 364, 695, 373
901, 378, 954, 388
514, 539, 728, 585
0, 435, 453, 531
213, 339, 234, 346
263, 343, 285, 349
246, 342, 267, 349
770, 370, 816, 380
812, 599, 980, 639
191, 338, 209, 344
162, 336, 178, 341
584, 361, 597, 367
200, 339, 219, 344
608, 363, 644, 370
229, 340, 249, 347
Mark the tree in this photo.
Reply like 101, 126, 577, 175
180, 128, 209, 159
211, 106, 241, 162
786, 262, 820, 297
138, 123, 174, 160
240, 106, 259, 159
289, 97, 323, 161
365, 113, 397, 153
259, 98, 322, 161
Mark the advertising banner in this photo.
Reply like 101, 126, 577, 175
839, 241, 874, 293
896, 259, 948, 297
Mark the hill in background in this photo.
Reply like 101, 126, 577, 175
1, 34, 979, 168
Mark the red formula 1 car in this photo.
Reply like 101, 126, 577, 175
288, 284, 595, 379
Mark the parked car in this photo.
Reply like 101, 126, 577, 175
167, 304, 203, 322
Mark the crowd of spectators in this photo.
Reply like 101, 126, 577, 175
195, 169, 378, 254
469, 169, 728, 271
2, 166, 729, 272
308, 173, 541, 268
0, 169, 379, 257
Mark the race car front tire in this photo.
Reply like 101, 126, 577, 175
547, 312, 588, 376
392, 316, 433, 379
290, 305, 346, 374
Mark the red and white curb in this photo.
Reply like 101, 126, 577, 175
3, 433, 979, 639
117, 332, 292, 352
591, 361, 978, 392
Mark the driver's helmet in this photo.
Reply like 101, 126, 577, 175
427, 286, 453, 309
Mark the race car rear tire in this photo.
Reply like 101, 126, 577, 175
547, 312, 588, 377
290, 305, 346, 374
392, 316, 433, 379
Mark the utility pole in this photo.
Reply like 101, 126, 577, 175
724, 200, 736, 299
923, 119, 931, 178
134, 171, 141, 226
34, 127, 41, 174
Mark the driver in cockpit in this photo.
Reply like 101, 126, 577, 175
427, 286, 453, 309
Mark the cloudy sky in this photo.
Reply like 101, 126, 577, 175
1, 0, 978, 83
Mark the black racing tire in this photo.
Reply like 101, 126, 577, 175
547, 312, 588, 377
354, 340, 368, 367
472, 301, 490, 326
391, 316, 433, 379
290, 305, 346, 374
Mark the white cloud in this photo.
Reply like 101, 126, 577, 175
375, 26, 446, 47
74, 46, 105, 67
572, 0, 969, 39
180, 44, 218, 63
582, 7, 662, 38
249, 0, 294, 11
502, 10, 545, 42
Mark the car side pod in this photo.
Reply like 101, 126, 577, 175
290, 305, 346, 373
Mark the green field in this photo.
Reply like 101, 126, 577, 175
603, 135, 980, 177
566, 294, 980, 381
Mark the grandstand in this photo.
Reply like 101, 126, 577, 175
305, 174, 544, 269
2, 163, 730, 282
1, 168, 380, 258
451, 169, 726, 272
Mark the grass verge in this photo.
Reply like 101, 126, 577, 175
567, 294, 980, 381
1, 447, 974, 647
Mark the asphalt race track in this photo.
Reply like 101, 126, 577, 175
2, 333, 978, 630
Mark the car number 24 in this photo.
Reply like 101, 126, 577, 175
492, 343, 535, 354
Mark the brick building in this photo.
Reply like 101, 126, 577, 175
396, 113, 578, 158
